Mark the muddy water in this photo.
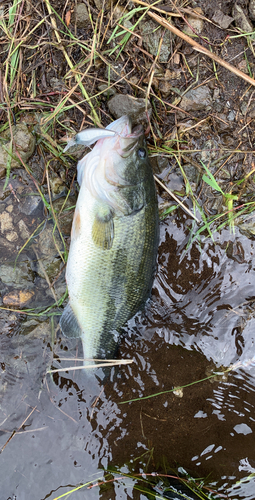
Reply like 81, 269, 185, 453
1, 174, 255, 499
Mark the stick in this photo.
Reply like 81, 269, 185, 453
148, 12, 255, 88
154, 175, 199, 222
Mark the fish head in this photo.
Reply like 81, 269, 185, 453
78, 116, 153, 213
103, 115, 150, 186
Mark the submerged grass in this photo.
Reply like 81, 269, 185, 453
50, 467, 223, 500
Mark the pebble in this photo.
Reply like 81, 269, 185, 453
184, 7, 204, 35
0, 211, 14, 232
35, 226, 64, 280
94, 0, 111, 10
75, 3, 89, 28
0, 123, 35, 171
0, 262, 34, 288
212, 10, 234, 29
98, 84, 116, 97
104, 62, 125, 83
19, 194, 42, 215
232, 3, 253, 33
140, 19, 172, 63
181, 86, 212, 112
249, 0, 255, 21
18, 219, 30, 240
6, 231, 18, 242
108, 94, 152, 124
227, 110, 236, 121
3, 290, 34, 308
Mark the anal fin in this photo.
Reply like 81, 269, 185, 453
59, 302, 82, 338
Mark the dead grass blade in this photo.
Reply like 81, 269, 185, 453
47, 359, 133, 373
43, 0, 100, 125
0, 406, 36, 454
148, 12, 255, 88
154, 175, 199, 222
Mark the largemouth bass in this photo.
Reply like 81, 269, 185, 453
60, 115, 159, 363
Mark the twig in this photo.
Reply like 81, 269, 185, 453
148, 12, 255, 88
154, 175, 199, 222
47, 359, 133, 373
0, 406, 36, 454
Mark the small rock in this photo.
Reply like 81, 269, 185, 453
108, 94, 152, 124
0, 123, 35, 171
237, 214, 255, 238
240, 102, 248, 115
159, 69, 182, 98
6, 231, 18, 242
185, 7, 204, 35
0, 236, 15, 251
167, 172, 185, 192
181, 86, 212, 112
140, 20, 172, 63
227, 110, 236, 121
173, 387, 183, 398
98, 83, 116, 97
104, 62, 125, 82
182, 164, 199, 184
3, 290, 34, 308
18, 219, 30, 240
159, 80, 173, 98
237, 59, 248, 73
94, 0, 111, 10
0, 262, 34, 288
247, 104, 255, 118
50, 77, 66, 91
213, 88, 220, 100
0, 211, 14, 232
201, 139, 218, 163
35, 226, 64, 280
75, 3, 89, 28
212, 10, 234, 29
249, 0, 255, 21
232, 3, 253, 33
129, 76, 139, 86
215, 113, 230, 132
112, 4, 127, 19
19, 193, 42, 215
49, 175, 65, 195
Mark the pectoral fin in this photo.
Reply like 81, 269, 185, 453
92, 204, 114, 250
59, 302, 82, 338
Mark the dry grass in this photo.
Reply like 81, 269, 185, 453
1, 0, 255, 310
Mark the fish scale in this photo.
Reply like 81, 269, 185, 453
60, 115, 159, 364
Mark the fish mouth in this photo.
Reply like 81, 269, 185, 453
105, 115, 144, 156
115, 116, 144, 157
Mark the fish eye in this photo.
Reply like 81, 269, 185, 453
137, 147, 146, 159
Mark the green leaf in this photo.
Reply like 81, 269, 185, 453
202, 174, 223, 194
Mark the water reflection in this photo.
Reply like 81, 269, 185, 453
1, 176, 255, 498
